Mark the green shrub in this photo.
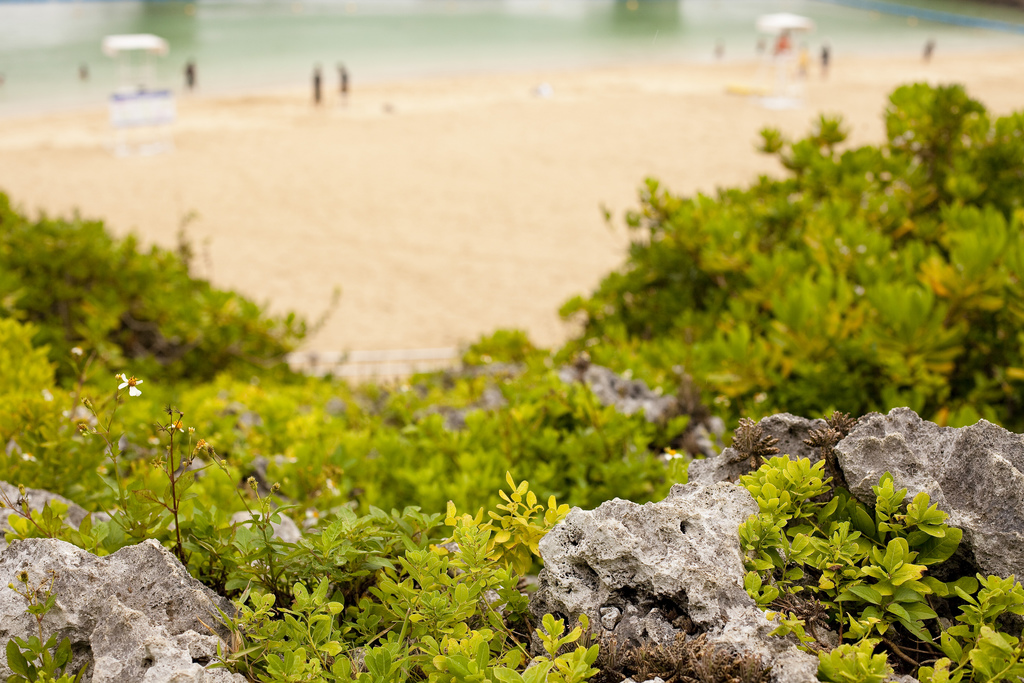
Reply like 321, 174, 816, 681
560, 83, 1024, 430
0, 319, 108, 498
0, 319, 55, 396
462, 329, 540, 366
738, 445, 1024, 681
0, 193, 306, 384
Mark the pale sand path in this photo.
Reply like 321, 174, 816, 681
1, 51, 1023, 353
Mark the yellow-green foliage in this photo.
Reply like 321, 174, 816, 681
0, 320, 104, 496
0, 319, 55, 396
0, 318, 58, 470
739, 453, 1024, 681
444, 472, 570, 576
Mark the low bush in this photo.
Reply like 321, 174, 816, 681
735, 417, 1024, 682
1, 353, 688, 533
560, 83, 1024, 430
0, 193, 306, 384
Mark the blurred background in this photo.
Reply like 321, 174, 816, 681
3, 0, 1024, 115
1, 0, 1024, 361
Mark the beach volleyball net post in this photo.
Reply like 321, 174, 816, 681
102, 34, 176, 156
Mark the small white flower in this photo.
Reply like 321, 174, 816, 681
41, 389, 53, 401
71, 347, 84, 357
117, 374, 144, 397
21, 453, 36, 462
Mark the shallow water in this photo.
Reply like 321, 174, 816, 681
1, 0, 1023, 115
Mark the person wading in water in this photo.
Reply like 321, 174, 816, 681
338, 63, 349, 105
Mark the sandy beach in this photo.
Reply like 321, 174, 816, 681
1, 50, 1023, 355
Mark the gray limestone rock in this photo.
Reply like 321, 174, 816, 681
687, 413, 827, 486
0, 538, 243, 683
836, 407, 1024, 580
558, 363, 679, 424
230, 509, 302, 544
324, 397, 348, 416
416, 384, 509, 431
531, 482, 819, 683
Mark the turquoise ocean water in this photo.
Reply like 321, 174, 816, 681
1, 0, 1023, 116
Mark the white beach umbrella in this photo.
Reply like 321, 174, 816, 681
102, 33, 169, 88
101, 34, 169, 58
756, 13, 815, 34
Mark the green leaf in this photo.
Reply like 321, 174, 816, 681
493, 668, 526, 683
54, 637, 72, 669
850, 506, 878, 540
915, 527, 963, 565
6, 640, 30, 677
886, 602, 913, 621
846, 584, 883, 605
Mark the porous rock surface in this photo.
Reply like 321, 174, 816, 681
687, 413, 826, 486
0, 538, 243, 683
558, 363, 679, 424
836, 407, 1024, 580
531, 482, 820, 683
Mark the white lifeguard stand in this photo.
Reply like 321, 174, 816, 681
756, 13, 815, 109
102, 34, 176, 156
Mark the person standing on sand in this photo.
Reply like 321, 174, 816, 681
798, 45, 810, 78
924, 39, 935, 62
313, 65, 322, 105
821, 43, 830, 78
338, 63, 349, 104
774, 30, 792, 57
185, 61, 196, 92
79, 64, 89, 81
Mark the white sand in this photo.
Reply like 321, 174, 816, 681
1, 50, 1023, 353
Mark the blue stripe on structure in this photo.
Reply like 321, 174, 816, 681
815, 0, 1024, 34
